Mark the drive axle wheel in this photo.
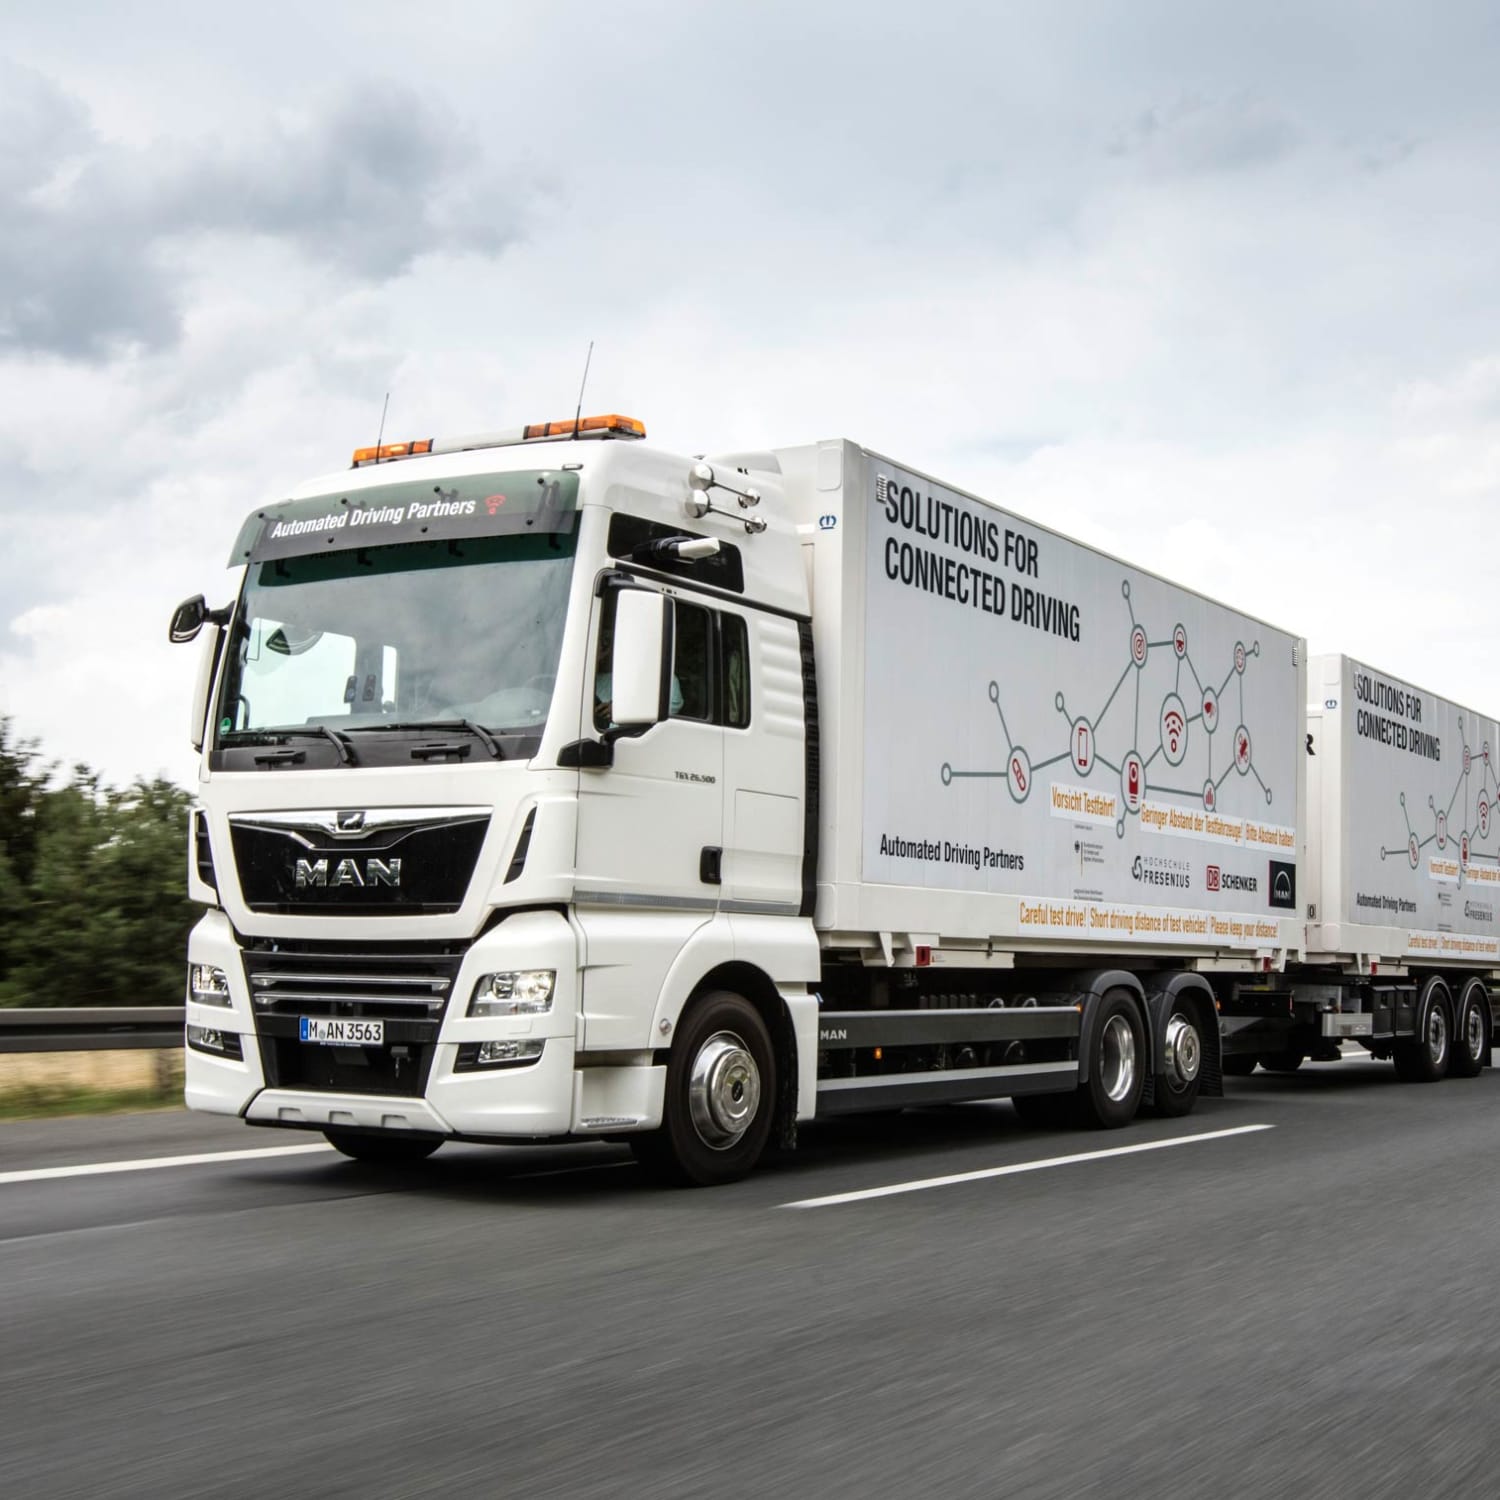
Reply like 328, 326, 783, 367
323, 1130, 442, 1167
1450, 981, 1488, 1079
1076, 990, 1145, 1129
631, 991, 776, 1187
1394, 989, 1452, 1082
1151, 1002, 1205, 1117
1221, 1054, 1259, 1077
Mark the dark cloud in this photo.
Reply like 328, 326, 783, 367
0, 61, 519, 359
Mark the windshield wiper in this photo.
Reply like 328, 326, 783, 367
361, 719, 505, 760
222, 726, 358, 765
287, 725, 357, 765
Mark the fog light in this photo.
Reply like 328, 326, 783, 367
187, 1024, 242, 1058
456, 1038, 546, 1071
189, 964, 231, 1006
478, 1039, 544, 1065
469, 970, 555, 1017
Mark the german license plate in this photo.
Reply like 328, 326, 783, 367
300, 1017, 384, 1045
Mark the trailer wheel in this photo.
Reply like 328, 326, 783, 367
1450, 981, 1488, 1079
1394, 989, 1452, 1082
323, 1130, 441, 1166
1151, 1001, 1205, 1117
1258, 1051, 1304, 1074
1221, 1054, 1259, 1077
1077, 991, 1145, 1129
631, 991, 775, 1187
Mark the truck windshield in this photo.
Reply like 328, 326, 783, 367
216, 532, 577, 748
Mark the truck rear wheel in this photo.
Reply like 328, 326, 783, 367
1151, 1002, 1204, 1117
1394, 991, 1452, 1082
631, 991, 776, 1187
323, 1130, 441, 1167
1450, 981, 1488, 1079
1221, 1054, 1259, 1077
1076, 991, 1145, 1129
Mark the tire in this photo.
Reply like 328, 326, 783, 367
1076, 990, 1145, 1129
1151, 1001, 1205, 1117
631, 991, 776, 1187
1012, 1091, 1076, 1128
1450, 981, 1488, 1079
1258, 1051, 1305, 1074
323, 1129, 442, 1166
1221, 1054, 1259, 1077
1393, 991, 1452, 1082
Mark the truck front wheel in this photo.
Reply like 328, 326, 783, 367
632, 991, 776, 1186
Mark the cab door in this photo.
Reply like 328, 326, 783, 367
573, 587, 725, 912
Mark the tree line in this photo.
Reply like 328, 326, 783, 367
0, 720, 197, 1008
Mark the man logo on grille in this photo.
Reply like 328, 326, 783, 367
336, 810, 366, 834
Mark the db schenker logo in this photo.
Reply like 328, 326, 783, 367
1206, 865, 1221, 892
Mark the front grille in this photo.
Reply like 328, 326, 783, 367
229, 811, 489, 914
242, 938, 466, 1097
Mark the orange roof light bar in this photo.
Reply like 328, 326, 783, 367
349, 415, 646, 467
351, 438, 433, 466
523, 414, 646, 440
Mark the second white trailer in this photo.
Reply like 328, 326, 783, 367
1220, 653, 1500, 1079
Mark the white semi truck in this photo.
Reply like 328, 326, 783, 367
170, 417, 1497, 1183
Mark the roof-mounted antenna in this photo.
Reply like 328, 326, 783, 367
373, 391, 390, 462
572, 341, 594, 439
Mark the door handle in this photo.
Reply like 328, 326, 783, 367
700, 846, 722, 885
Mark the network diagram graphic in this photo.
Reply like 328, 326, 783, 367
1380, 720, 1499, 882
939, 579, 1273, 839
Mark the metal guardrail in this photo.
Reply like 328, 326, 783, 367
0, 1008, 185, 1052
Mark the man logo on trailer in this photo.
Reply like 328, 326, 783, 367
1268, 861, 1297, 910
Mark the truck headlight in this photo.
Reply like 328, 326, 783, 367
468, 969, 555, 1017
189, 964, 232, 1006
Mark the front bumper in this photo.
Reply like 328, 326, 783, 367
185, 909, 663, 1139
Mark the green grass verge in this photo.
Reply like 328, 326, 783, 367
0, 1084, 185, 1121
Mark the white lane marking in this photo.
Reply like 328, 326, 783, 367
782, 1123, 1275, 1209
0, 1143, 335, 1186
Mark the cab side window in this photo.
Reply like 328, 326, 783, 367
671, 601, 712, 722
721, 614, 750, 729
591, 591, 752, 731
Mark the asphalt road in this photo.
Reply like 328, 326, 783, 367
4, 1058, 1500, 1499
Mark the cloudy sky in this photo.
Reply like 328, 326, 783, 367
3, 1, 1499, 786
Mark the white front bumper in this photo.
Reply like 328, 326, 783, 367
184, 908, 664, 1139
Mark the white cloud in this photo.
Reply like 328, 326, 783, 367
3, 4, 1500, 782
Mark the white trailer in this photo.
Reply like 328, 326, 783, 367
168, 420, 1485, 1186
1218, 654, 1500, 1080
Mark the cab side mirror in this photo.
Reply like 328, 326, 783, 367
611, 590, 672, 727
169, 595, 207, 643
